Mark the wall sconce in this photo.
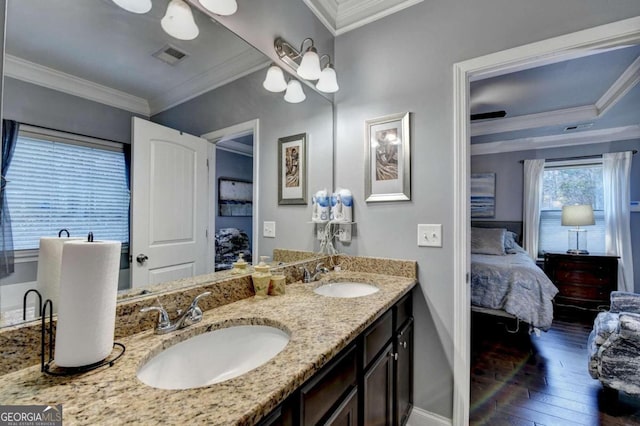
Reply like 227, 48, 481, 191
112, 0, 239, 41
273, 37, 339, 94
262, 65, 306, 104
284, 80, 306, 103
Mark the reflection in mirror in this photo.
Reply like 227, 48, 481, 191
0, 0, 333, 327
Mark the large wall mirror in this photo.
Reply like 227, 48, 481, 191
0, 0, 334, 327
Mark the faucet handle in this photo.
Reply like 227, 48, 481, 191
190, 291, 211, 308
299, 266, 312, 283
315, 262, 329, 273
140, 305, 170, 329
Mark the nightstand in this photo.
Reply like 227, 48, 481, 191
544, 252, 618, 311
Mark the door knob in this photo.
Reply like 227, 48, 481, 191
136, 254, 149, 264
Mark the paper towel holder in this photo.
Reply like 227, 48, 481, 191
30, 295, 126, 376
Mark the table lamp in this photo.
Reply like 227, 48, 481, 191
561, 204, 595, 254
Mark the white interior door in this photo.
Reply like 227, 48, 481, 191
131, 117, 209, 288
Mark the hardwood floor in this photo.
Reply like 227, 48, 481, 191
470, 311, 640, 425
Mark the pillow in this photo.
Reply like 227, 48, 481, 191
471, 227, 506, 255
504, 231, 519, 254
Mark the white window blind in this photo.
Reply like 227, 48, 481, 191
5, 130, 130, 250
538, 161, 605, 256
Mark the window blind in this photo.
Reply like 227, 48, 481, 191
5, 134, 130, 250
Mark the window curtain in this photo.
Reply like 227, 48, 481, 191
0, 120, 19, 278
603, 151, 634, 292
522, 159, 545, 260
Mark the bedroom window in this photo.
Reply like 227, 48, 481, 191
4, 128, 130, 251
538, 160, 605, 256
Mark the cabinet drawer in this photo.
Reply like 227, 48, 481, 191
554, 268, 615, 286
300, 345, 357, 426
557, 283, 610, 302
394, 292, 412, 330
363, 310, 393, 368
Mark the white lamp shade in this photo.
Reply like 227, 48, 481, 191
561, 204, 595, 226
112, 0, 152, 13
161, 0, 200, 40
263, 65, 287, 92
316, 66, 339, 93
199, 0, 238, 16
297, 49, 321, 80
284, 80, 306, 103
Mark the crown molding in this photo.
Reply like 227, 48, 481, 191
5, 55, 150, 116
471, 124, 640, 156
471, 50, 640, 137
304, 0, 423, 36
216, 139, 253, 157
149, 49, 269, 115
470, 105, 597, 137
595, 55, 640, 115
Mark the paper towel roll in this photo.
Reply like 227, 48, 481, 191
37, 237, 84, 309
54, 240, 122, 367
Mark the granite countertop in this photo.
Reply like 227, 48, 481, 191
0, 271, 416, 425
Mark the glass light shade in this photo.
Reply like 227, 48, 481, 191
161, 0, 200, 41
561, 205, 595, 226
297, 48, 321, 80
315, 66, 339, 93
112, 0, 152, 13
284, 80, 306, 103
263, 65, 287, 93
199, 0, 238, 16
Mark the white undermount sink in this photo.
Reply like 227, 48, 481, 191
136, 325, 290, 390
313, 282, 379, 298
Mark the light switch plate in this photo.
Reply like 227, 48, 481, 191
263, 221, 276, 238
418, 224, 442, 247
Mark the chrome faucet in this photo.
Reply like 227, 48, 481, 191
141, 292, 211, 334
300, 263, 330, 283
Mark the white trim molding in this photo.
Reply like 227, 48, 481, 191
304, 0, 423, 36
453, 15, 640, 426
471, 45, 640, 137
407, 407, 453, 426
471, 125, 640, 156
5, 54, 150, 116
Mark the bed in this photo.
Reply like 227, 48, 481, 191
470, 221, 558, 331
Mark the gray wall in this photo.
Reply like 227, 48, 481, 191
472, 139, 640, 291
333, 1, 640, 418
3, 77, 140, 144
216, 149, 254, 245
152, 67, 334, 258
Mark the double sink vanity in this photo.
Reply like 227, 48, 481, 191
0, 252, 417, 425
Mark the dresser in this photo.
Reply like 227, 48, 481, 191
544, 253, 618, 311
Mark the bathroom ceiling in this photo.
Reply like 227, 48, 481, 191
4, 0, 269, 116
470, 44, 640, 154
304, 0, 423, 35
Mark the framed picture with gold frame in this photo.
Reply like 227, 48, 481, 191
278, 133, 307, 205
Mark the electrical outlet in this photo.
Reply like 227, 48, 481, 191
263, 221, 276, 238
418, 224, 442, 247
338, 225, 352, 242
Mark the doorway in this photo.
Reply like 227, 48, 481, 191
202, 119, 260, 270
451, 16, 640, 426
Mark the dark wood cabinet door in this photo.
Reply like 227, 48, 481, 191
363, 342, 393, 426
395, 319, 413, 426
323, 388, 358, 426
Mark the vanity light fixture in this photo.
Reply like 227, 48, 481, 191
161, 0, 200, 40
111, 0, 152, 14
315, 55, 339, 93
262, 65, 288, 93
199, 0, 238, 16
274, 37, 339, 93
284, 80, 306, 103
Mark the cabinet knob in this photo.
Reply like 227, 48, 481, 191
401, 341, 407, 349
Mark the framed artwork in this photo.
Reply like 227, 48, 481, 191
218, 178, 253, 216
470, 172, 496, 218
278, 133, 307, 205
365, 112, 411, 202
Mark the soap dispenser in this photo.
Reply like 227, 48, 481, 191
251, 256, 272, 298
231, 252, 248, 274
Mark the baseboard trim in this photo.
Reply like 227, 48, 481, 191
407, 407, 453, 426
